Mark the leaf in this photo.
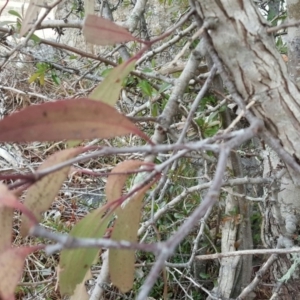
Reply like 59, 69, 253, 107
89, 59, 136, 106
70, 269, 91, 300
51, 73, 61, 85
105, 160, 152, 292
8, 10, 22, 19
0, 246, 42, 300
138, 80, 153, 97
0, 185, 14, 253
0, 98, 150, 142
29, 33, 40, 44
109, 183, 152, 292
83, 15, 137, 46
20, 0, 41, 37
105, 160, 145, 203
39, 73, 45, 86
20, 148, 83, 236
158, 82, 172, 94
59, 205, 114, 296
28, 72, 40, 84
0, 184, 37, 232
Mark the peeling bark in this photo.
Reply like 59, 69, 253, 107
194, 0, 300, 298
195, 0, 300, 167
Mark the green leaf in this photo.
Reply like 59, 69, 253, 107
28, 72, 40, 84
106, 160, 154, 293
100, 68, 113, 77
204, 126, 219, 138
158, 82, 172, 94
199, 272, 210, 279
142, 67, 153, 73
207, 110, 219, 123
29, 33, 40, 44
196, 118, 204, 127
39, 73, 45, 86
69, 55, 78, 59
8, 10, 22, 19
118, 57, 123, 64
89, 59, 136, 106
138, 80, 153, 97
109, 187, 149, 292
59, 206, 114, 296
151, 102, 159, 117
51, 73, 61, 85
151, 59, 156, 68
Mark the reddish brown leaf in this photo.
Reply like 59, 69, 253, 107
0, 246, 42, 300
83, 15, 137, 46
20, 148, 83, 236
0, 184, 39, 251
0, 187, 37, 231
0, 98, 150, 142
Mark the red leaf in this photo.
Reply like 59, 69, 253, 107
0, 184, 38, 247
0, 246, 42, 300
0, 98, 150, 142
0, 189, 37, 226
83, 15, 137, 46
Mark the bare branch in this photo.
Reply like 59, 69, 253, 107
30, 225, 160, 255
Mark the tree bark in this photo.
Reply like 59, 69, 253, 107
195, 0, 300, 162
194, 0, 300, 298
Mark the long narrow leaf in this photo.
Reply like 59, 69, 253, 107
83, 15, 137, 46
0, 98, 150, 142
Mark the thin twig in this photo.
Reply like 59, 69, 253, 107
0, 0, 9, 17
267, 20, 300, 33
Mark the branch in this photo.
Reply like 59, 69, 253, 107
30, 225, 160, 255
237, 254, 278, 300
37, 19, 82, 30
16, 133, 237, 183
267, 20, 300, 33
0, 0, 64, 70
195, 248, 300, 261
136, 120, 262, 299
0, 0, 8, 17
138, 176, 272, 236
177, 65, 217, 143
0, 84, 52, 101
